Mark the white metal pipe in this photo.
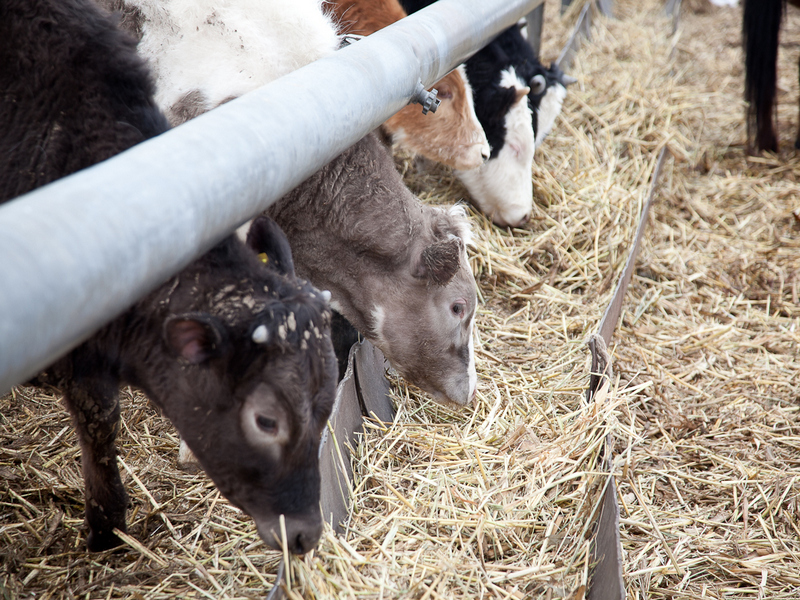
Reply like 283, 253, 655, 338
0, 0, 542, 392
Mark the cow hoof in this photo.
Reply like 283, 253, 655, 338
87, 529, 124, 552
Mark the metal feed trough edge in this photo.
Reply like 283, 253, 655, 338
556, 1, 593, 71
269, 339, 394, 600
587, 148, 668, 600
0, 0, 544, 393
318, 340, 394, 536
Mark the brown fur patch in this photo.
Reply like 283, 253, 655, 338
329, 0, 406, 36
168, 90, 209, 126
329, 0, 487, 170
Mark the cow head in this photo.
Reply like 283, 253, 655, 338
159, 216, 337, 555
365, 205, 478, 406
456, 67, 534, 228
386, 66, 490, 171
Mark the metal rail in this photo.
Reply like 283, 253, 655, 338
587, 148, 667, 600
0, 0, 542, 392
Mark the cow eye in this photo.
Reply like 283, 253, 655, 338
451, 300, 467, 318
256, 415, 278, 435
530, 74, 546, 95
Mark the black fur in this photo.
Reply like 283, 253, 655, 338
331, 310, 362, 382
490, 24, 571, 148
465, 41, 525, 158
0, 0, 169, 201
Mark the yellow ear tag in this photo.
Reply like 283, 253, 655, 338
258, 253, 269, 264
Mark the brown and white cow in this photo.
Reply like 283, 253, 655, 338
1, 0, 337, 555
329, 0, 490, 170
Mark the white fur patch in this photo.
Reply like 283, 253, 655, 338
455, 72, 534, 228
177, 438, 200, 468
127, 0, 340, 118
447, 204, 474, 248
534, 83, 567, 148
390, 125, 408, 148
498, 66, 522, 91
235, 219, 252, 242
519, 19, 529, 40
371, 305, 386, 347
467, 312, 477, 400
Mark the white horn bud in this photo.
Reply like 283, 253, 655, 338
252, 325, 269, 344
321, 290, 332, 303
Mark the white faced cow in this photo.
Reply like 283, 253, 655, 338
402, 0, 573, 228
268, 133, 478, 405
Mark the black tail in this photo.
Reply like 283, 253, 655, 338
743, 0, 785, 151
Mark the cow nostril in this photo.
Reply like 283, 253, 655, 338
517, 213, 531, 227
292, 528, 320, 555
258, 519, 322, 555
292, 532, 308, 555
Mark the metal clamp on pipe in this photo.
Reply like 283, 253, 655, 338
411, 81, 440, 114
339, 34, 364, 48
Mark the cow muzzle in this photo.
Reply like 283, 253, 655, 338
257, 514, 324, 555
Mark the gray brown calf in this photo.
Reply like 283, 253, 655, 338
267, 133, 478, 406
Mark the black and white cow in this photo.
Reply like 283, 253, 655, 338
402, 0, 573, 227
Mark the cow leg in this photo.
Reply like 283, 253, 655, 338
63, 377, 127, 551
744, 0, 781, 152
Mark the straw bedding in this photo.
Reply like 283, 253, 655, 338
2, 0, 800, 597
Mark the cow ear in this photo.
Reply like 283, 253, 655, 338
164, 314, 227, 364
245, 216, 296, 277
413, 236, 463, 285
494, 85, 522, 117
